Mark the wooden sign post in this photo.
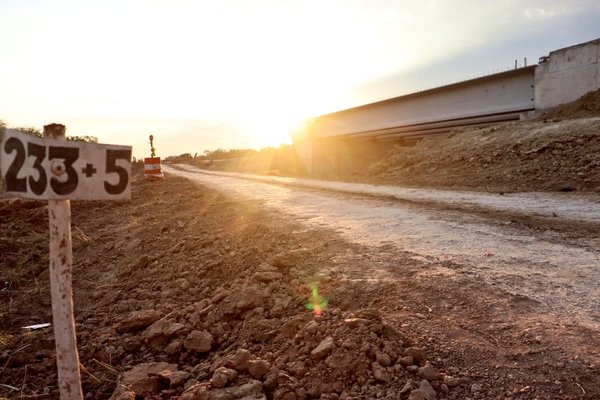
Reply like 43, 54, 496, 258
45, 124, 83, 400
1, 124, 132, 400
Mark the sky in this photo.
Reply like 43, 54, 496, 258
1, 0, 599, 159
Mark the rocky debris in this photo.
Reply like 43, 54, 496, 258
113, 295, 439, 399
343, 318, 372, 328
142, 318, 185, 347
211, 288, 230, 304
280, 318, 304, 339
382, 322, 406, 342
418, 362, 437, 380
324, 352, 355, 372
302, 320, 318, 334
399, 355, 414, 366
537, 88, 600, 121
405, 347, 426, 365
248, 359, 271, 380
254, 271, 284, 283
357, 109, 600, 193
253, 264, 284, 283
109, 362, 177, 399
226, 349, 257, 372
271, 251, 299, 270
400, 379, 416, 395
310, 336, 335, 359
371, 361, 391, 383
419, 380, 437, 400
354, 308, 381, 321
184, 330, 214, 353
471, 382, 483, 394
1, 176, 476, 400
376, 351, 392, 367
408, 379, 437, 400
223, 286, 266, 317
5, 162, 599, 400
442, 374, 460, 387
114, 310, 162, 333
182, 379, 265, 400
158, 369, 191, 387
210, 367, 238, 388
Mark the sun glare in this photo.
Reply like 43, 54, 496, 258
242, 105, 308, 148
0, 0, 451, 157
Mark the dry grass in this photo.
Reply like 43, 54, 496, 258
0, 333, 13, 352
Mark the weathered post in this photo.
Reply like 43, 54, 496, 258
44, 123, 84, 400
1, 123, 132, 399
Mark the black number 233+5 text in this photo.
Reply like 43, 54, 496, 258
3, 137, 131, 196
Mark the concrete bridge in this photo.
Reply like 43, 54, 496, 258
294, 37, 600, 177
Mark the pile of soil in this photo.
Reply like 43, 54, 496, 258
2, 173, 599, 399
0, 174, 459, 400
355, 117, 600, 193
536, 88, 600, 121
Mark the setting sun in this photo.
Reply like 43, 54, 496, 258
1, 1, 599, 158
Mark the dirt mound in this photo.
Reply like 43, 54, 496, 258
0, 174, 460, 400
355, 117, 600, 193
2, 172, 599, 399
536, 88, 600, 121
0, 199, 50, 329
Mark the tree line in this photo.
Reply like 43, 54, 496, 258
0, 119, 98, 143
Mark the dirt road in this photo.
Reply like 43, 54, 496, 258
167, 164, 600, 331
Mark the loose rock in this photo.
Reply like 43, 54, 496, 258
311, 336, 336, 359
115, 310, 162, 333
372, 362, 391, 383
418, 362, 437, 380
210, 367, 238, 389
112, 362, 177, 398
226, 349, 257, 372
183, 330, 213, 353
158, 369, 191, 387
405, 347, 426, 365
419, 379, 437, 400
142, 319, 185, 347
248, 359, 272, 380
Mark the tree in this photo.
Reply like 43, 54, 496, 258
6, 125, 97, 143
67, 135, 98, 143
14, 126, 42, 137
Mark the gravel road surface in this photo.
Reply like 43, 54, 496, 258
167, 164, 600, 330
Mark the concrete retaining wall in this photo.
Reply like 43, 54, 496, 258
535, 38, 600, 110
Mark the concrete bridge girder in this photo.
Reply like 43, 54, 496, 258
293, 38, 600, 177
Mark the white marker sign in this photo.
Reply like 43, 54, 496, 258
1, 130, 132, 200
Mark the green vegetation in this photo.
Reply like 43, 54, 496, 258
67, 135, 98, 143
13, 126, 43, 137
0, 122, 98, 142
165, 144, 307, 176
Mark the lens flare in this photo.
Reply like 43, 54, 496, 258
305, 283, 328, 317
